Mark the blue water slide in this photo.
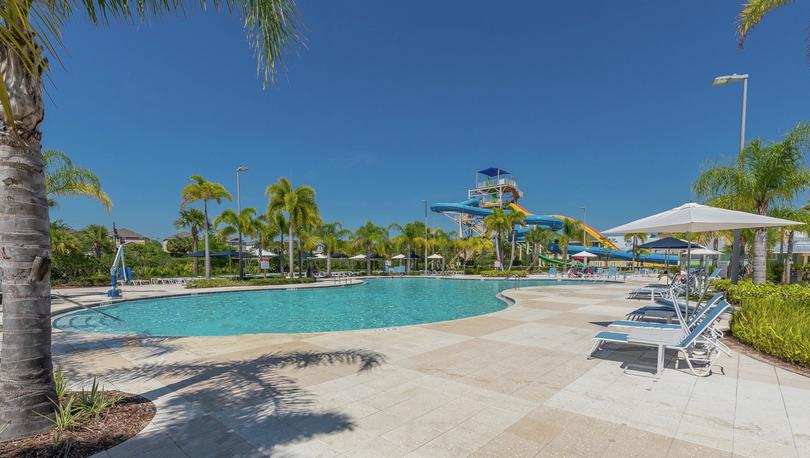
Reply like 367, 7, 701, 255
431, 198, 677, 265
430, 200, 563, 230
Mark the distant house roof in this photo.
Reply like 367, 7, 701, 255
477, 167, 510, 177
110, 228, 148, 240
164, 231, 192, 241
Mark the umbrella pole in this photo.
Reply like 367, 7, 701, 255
685, 232, 691, 321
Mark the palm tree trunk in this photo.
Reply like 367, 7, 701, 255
784, 230, 795, 284
327, 250, 332, 275
366, 245, 371, 275
288, 225, 294, 278
278, 234, 285, 275
753, 227, 767, 284
0, 50, 57, 437
508, 231, 517, 270
203, 200, 211, 278
297, 238, 303, 276
192, 233, 199, 276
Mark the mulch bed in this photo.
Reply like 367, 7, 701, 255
724, 336, 810, 378
0, 392, 156, 458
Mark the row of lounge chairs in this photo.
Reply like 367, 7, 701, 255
590, 274, 731, 377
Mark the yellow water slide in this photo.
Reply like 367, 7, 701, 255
508, 203, 620, 250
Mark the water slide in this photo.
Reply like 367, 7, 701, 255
430, 199, 676, 265
509, 203, 620, 250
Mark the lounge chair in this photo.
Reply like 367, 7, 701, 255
548, 267, 558, 277
609, 292, 724, 331
589, 300, 731, 376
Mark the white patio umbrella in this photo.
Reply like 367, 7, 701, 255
689, 248, 720, 256
391, 254, 406, 259
572, 250, 597, 266
427, 253, 444, 271
604, 202, 801, 317
251, 248, 277, 257
349, 254, 366, 260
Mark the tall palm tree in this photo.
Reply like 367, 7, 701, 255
0, 0, 299, 438
268, 210, 289, 276
693, 123, 810, 284
483, 208, 509, 268
81, 224, 112, 258
506, 211, 526, 270
215, 208, 258, 278
736, 0, 799, 47
771, 206, 810, 283
181, 175, 232, 279
623, 232, 648, 270
266, 178, 320, 278
318, 222, 350, 275
353, 222, 389, 275
175, 208, 207, 276
389, 221, 428, 273
43, 150, 111, 211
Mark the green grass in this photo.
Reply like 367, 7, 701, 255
714, 280, 810, 367
185, 277, 316, 289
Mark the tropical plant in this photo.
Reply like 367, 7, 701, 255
180, 175, 232, 279
266, 178, 320, 278
506, 211, 526, 270
524, 226, 556, 271
353, 222, 389, 275
693, 122, 810, 283
214, 207, 257, 278
483, 208, 509, 267
50, 220, 80, 256
623, 232, 648, 270
771, 206, 810, 283
80, 224, 113, 258
557, 219, 581, 271
389, 221, 428, 273
267, 210, 289, 276
318, 222, 351, 275
43, 150, 111, 211
175, 208, 207, 276
736, 0, 799, 47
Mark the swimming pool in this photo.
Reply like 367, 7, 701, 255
53, 278, 584, 336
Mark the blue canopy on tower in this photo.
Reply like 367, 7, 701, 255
477, 167, 510, 177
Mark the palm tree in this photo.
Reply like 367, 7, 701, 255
175, 208, 207, 276
736, 0, 799, 47
524, 226, 556, 271
506, 211, 526, 270
389, 221, 428, 273
181, 175, 232, 279
267, 210, 289, 276
771, 207, 810, 283
623, 232, 648, 270
483, 208, 509, 268
0, 0, 299, 438
81, 224, 112, 258
693, 123, 810, 284
557, 219, 581, 271
353, 222, 389, 275
43, 150, 111, 211
266, 178, 320, 278
215, 208, 258, 278
318, 222, 351, 276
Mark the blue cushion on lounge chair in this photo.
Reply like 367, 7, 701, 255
593, 331, 628, 343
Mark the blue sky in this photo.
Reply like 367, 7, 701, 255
47, 1, 810, 238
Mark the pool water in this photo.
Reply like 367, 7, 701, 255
53, 278, 582, 336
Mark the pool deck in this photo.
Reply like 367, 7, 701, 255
48, 277, 810, 457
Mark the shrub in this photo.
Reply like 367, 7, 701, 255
185, 277, 316, 289
715, 280, 810, 367
480, 270, 528, 278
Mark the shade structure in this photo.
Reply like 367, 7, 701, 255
690, 248, 721, 256
638, 237, 705, 251
349, 254, 366, 260
427, 254, 444, 260
571, 250, 597, 258
603, 202, 801, 234
251, 248, 277, 257
391, 254, 406, 260
604, 202, 801, 321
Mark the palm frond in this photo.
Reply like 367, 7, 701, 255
736, 0, 795, 46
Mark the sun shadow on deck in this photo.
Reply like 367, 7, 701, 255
86, 348, 388, 454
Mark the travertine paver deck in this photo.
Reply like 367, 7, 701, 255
47, 278, 810, 457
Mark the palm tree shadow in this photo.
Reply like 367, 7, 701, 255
85, 347, 387, 453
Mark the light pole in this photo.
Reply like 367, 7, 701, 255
580, 206, 586, 247
236, 166, 249, 279
713, 73, 748, 284
422, 200, 428, 275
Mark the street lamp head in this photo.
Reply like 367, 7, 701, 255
712, 74, 748, 86
236, 166, 249, 173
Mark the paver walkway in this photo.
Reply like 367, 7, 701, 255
48, 278, 810, 457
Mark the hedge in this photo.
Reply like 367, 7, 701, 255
713, 280, 810, 367
480, 270, 528, 278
